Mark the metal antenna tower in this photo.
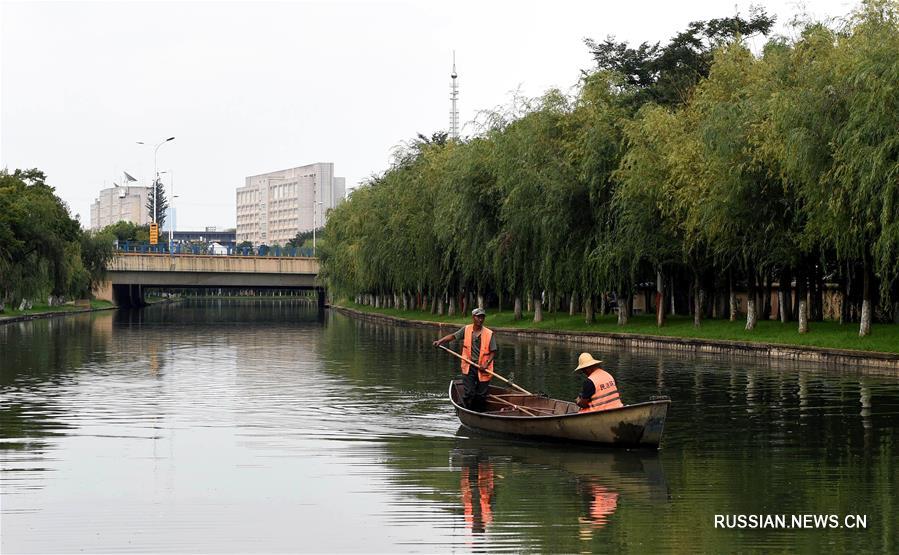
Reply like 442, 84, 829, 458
449, 51, 459, 140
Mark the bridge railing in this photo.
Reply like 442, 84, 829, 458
115, 241, 314, 258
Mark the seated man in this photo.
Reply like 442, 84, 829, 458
574, 352, 624, 413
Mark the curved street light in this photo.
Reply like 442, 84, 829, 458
137, 136, 175, 223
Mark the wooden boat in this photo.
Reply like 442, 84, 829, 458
449, 379, 670, 448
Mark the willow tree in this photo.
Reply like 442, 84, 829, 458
614, 103, 684, 327
570, 73, 634, 323
0, 169, 82, 306
827, 0, 899, 335
683, 42, 798, 331
435, 137, 501, 314
492, 92, 576, 322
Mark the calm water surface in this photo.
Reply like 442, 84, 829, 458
1, 300, 897, 553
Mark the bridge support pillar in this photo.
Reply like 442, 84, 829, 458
112, 284, 146, 308
317, 288, 327, 310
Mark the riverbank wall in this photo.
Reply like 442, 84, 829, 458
333, 306, 899, 374
0, 297, 182, 326
0, 305, 118, 326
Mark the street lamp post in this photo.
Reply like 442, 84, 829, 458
312, 200, 323, 256
137, 136, 175, 223
159, 171, 177, 254
312, 178, 324, 256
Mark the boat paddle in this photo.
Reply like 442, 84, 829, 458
436, 344, 532, 395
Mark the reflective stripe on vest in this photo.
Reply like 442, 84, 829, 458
579, 368, 624, 413
461, 324, 494, 382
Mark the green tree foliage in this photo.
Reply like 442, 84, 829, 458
585, 7, 775, 107
146, 177, 168, 228
321, 2, 899, 336
0, 169, 116, 308
100, 220, 150, 243
286, 228, 323, 248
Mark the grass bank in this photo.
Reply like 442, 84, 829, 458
341, 301, 899, 355
0, 300, 115, 321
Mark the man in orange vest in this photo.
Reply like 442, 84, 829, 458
433, 308, 497, 412
574, 352, 624, 413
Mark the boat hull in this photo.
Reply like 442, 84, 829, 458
449, 380, 670, 448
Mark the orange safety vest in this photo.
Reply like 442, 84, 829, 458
587, 484, 619, 528
579, 368, 624, 413
461, 324, 494, 382
461, 462, 494, 532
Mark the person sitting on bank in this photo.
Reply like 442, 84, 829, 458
574, 352, 624, 413
433, 308, 497, 412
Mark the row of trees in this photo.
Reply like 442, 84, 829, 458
321, 2, 899, 337
0, 169, 114, 310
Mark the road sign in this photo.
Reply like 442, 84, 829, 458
150, 223, 159, 245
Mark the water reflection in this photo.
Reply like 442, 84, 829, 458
1, 300, 898, 553
457, 452, 495, 535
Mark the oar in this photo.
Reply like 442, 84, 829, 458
487, 394, 538, 417
488, 395, 554, 416
437, 345, 532, 395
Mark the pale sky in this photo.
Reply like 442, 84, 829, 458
1, 0, 855, 230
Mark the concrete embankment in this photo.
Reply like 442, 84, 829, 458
0, 305, 117, 325
0, 298, 181, 326
333, 306, 899, 374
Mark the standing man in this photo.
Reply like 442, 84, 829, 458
433, 308, 497, 412
574, 352, 624, 413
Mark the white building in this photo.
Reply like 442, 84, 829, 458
90, 185, 152, 230
236, 163, 345, 246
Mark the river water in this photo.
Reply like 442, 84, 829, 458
1, 300, 897, 553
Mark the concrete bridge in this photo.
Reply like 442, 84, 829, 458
94, 253, 322, 307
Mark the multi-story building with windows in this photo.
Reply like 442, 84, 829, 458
90, 185, 152, 230
235, 163, 345, 246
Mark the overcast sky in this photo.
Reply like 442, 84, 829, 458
2, 0, 856, 230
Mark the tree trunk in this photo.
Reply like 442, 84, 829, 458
569, 292, 577, 316
798, 298, 809, 333
814, 264, 825, 321
839, 269, 849, 325
526, 295, 533, 313
618, 289, 630, 326
693, 273, 702, 328
514, 295, 522, 321
669, 277, 676, 316
728, 270, 737, 322
745, 270, 757, 331
797, 268, 809, 333
477, 294, 485, 310
437, 294, 445, 316
600, 294, 608, 316
430, 293, 437, 314
779, 267, 792, 323
585, 295, 594, 324
762, 274, 772, 321
533, 297, 543, 323
656, 271, 666, 327
447, 294, 456, 316
859, 261, 872, 337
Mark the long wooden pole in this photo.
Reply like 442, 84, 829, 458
487, 394, 538, 417
488, 395, 554, 416
437, 345, 532, 395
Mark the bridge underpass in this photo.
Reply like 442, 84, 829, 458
95, 253, 323, 308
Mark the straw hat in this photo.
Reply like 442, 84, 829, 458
574, 352, 603, 373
